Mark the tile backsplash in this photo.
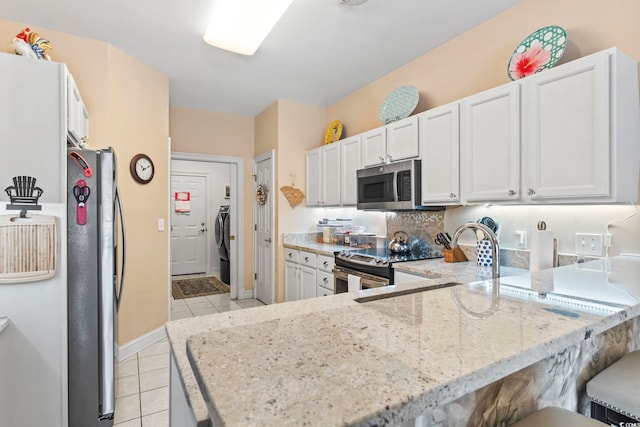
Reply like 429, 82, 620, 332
386, 211, 445, 257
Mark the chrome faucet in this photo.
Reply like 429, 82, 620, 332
450, 222, 501, 319
450, 222, 500, 281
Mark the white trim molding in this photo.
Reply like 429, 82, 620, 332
118, 325, 167, 362
242, 289, 255, 300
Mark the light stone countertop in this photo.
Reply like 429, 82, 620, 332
0, 316, 7, 334
167, 256, 640, 427
393, 258, 526, 283
283, 241, 352, 257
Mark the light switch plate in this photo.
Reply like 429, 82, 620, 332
575, 233, 603, 257
158, 218, 165, 232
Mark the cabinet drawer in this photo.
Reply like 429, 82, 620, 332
284, 248, 299, 263
317, 286, 334, 297
299, 251, 317, 268
317, 271, 333, 291
317, 255, 335, 272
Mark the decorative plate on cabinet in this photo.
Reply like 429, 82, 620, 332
507, 25, 567, 81
325, 120, 343, 144
378, 86, 419, 125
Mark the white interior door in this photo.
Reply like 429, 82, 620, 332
171, 174, 207, 275
254, 152, 274, 304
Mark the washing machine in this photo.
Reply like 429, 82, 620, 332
215, 205, 230, 284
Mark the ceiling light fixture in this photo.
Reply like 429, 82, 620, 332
203, 0, 294, 56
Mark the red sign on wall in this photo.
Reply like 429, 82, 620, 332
175, 192, 191, 212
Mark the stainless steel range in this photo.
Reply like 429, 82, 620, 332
333, 247, 442, 293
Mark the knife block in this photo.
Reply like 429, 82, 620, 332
444, 247, 468, 263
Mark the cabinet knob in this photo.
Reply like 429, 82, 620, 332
528, 188, 536, 196
378, 156, 385, 162
386, 154, 392, 162
323, 261, 328, 267
288, 253, 293, 258
323, 277, 328, 283
508, 190, 517, 196
450, 193, 457, 199
304, 256, 309, 261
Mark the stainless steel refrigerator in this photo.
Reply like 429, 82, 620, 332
67, 148, 125, 426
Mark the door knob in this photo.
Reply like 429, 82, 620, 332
264, 237, 272, 243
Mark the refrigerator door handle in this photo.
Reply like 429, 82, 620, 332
115, 184, 126, 311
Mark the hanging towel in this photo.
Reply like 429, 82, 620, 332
347, 274, 361, 292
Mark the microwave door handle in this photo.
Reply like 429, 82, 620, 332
393, 171, 399, 202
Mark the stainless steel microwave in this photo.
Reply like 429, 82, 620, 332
356, 159, 421, 210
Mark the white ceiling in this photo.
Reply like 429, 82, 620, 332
0, 0, 521, 117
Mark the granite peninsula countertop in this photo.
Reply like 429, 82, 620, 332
166, 256, 640, 427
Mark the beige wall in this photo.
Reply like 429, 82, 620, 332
325, 0, 640, 256
327, 0, 640, 135
275, 100, 326, 302
107, 46, 170, 343
0, 19, 170, 344
253, 100, 326, 302
169, 106, 255, 291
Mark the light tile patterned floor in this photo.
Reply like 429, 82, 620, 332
113, 290, 265, 427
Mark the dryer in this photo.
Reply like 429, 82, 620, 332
215, 205, 230, 284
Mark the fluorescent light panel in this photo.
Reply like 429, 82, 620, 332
203, 0, 294, 55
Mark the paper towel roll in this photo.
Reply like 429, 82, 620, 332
530, 229, 554, 272
347, 274, 361, 292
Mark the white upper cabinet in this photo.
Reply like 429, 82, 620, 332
522, 47, 639, 203
321, 142, 341, 206
460, 83, 521, 203
306, 144, 341, 207
340, 136, 361, 206
361, 126, 387, 167
419, 103, 460, 205
306, 147, 322, 207
386, 116, 419, 162
361, 117, 420, 167
66, 72, 89, 147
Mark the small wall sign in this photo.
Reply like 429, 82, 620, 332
175, 192, 191, 213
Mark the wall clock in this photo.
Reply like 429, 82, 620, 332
130, 153, 154, 184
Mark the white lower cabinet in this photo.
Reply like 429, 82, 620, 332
316, 254, 335, 296
285, 249, 318, 301
170, 350, 198, 427
285, 249, 335, 301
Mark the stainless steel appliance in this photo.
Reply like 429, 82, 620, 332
334, 247, 441, 293
67, 148, 125, 427
356, 159, 421, 210
215, 205, 230, 284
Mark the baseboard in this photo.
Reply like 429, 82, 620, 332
118, 325, 167, 362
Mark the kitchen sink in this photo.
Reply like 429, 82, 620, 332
354, 282, 462, 303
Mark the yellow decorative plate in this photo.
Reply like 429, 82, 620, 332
325, 120, 343, 144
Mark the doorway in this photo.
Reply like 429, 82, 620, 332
170, 152, 244, 301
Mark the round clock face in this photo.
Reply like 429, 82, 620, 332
130, 154, 154, 184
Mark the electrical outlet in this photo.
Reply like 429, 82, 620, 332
575, 233, 603, 256
515, 230, 527, 249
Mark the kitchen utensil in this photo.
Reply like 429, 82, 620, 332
434, 233, 451, 249
388, 231, 410, 253
476, 217, 499, 239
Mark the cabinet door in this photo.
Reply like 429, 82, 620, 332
419, 103, 460, 204
461, 83, 520, 202
284, 262, 299, 302
300, 266, 316, 299
361, 127, 387, 167
386, 116, 419, 162
523, 52, 610, 200
321, 143, 341, 206
340, 136, 361, 206
306, 147, 322, 207
67, 73, 88, 146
